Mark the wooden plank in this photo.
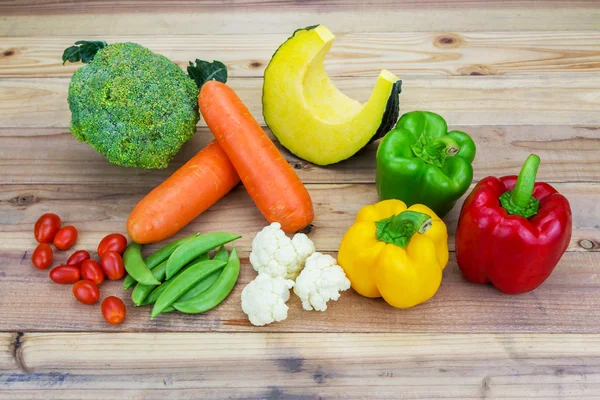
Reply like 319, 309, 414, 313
0, 250, 598, 333
0, 182, 597, 253
3, 31, 600, 78
2, 0, 599, 14
1, 76, 600, 128
0, 332, 598, 399
0, 125, 598, 186
1, 2, 599, 35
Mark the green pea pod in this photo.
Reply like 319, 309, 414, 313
190, 252, 210, 264
131, 260, 168, 306
123, 233, 200, 289
123, 243, 161, 286
177, 247, 228, 303
174, 247, 240, 314
165, 232, 240, 279
152, 259, 227, 319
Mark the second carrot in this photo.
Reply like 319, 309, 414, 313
199, 81, 314, 233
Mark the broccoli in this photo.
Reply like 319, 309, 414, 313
65, 41, 226, 169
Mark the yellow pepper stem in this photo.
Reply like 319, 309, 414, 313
375, 210, 432, 249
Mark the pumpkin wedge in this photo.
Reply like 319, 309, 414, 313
263, 25, 401, 166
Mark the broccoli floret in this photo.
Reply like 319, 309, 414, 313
67, 42, 200, 169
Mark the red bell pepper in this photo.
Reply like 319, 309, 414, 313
456, 154, 572, 294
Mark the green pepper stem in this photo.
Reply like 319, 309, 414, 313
411, 134, 460, 168
511, 154, 540, 208
427, 136, 460, 157
375, 210, 432, 249
499, 154, 541, 218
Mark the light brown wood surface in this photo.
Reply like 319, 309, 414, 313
1, 0, 599, 398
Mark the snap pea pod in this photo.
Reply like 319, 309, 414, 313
131, 260, 168, 306
174, 247, 240, 314
190, 252, 210, 264
123, 243, 160, 286
123, 233, 200, 289
140, 256, 208, 306
177, 247, 228, 303
165, 232, 240, 279
152, 259, 227, 319
131, 246, 209, 305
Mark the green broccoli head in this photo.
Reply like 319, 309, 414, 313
67, 42, 200, 169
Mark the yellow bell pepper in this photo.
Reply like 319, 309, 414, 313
338, 199, 449, 308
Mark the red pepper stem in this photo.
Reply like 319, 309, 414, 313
511, 154, 541, 208
375, 210, 432, 249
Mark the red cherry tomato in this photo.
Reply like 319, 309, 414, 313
80, 259, 105, 285
34, 213, 61, 244
101, 296, 126, 325
32, 243, 53, 269
100, 251, 125, 280
49, 265, 81, 284
72, 280, 100, 305
53, 226, 78, 251
66, 250, 91, 267
97, 233, 128, 257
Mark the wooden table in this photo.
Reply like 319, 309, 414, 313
1, 1, 600, 398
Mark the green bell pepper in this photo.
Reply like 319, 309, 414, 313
376, 111, 476, 217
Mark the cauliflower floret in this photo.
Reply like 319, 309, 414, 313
249, 222, 315, 280
293, 252, 351, 312
241, 274, 295, 326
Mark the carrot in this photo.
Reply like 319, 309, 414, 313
199, 81, 314, 233
126, 140, 240, 244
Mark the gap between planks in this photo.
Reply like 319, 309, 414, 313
0, 331, 599, 399
2, 31, 600, 78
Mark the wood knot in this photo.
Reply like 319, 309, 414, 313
3, 49, 15, 57
579, 239, 597, 250
249, 61, 263, 68
9, 195, 37, 205
434, 33, 464, 49
457, 64, 500, 76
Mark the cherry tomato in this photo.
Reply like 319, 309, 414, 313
49, 265, 81, 284
100, 251, 125, 280
66, 250, 91, 267
101, 296, 126, 325
80, 259, 105, 285
97, 233, 128, 257
32, 243, 53, 269
53, 226, 78, 251
72, 280, 100, 305
34, 213, 61, 244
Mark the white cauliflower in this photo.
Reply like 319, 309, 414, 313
241, 274, 295, 326
293, 252, 351, 312
249, 222, 315, 280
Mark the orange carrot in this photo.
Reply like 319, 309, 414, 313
199, 81, 314, 233
126, 140, 240, 244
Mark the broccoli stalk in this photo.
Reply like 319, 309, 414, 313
64, 41, 228, 169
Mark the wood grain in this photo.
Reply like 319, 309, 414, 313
1, 75, 600, 128
0, 251, 598, 333
3, 31, 600, 78
0, 332, 598, 399
0, 125, 598, 186
0, 182, 598, 253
